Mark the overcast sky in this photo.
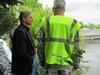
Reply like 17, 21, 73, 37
39, 0, 100, 24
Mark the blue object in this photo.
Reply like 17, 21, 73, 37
31, 54, 45, 75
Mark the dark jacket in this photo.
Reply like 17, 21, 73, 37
12, 24, 35, 74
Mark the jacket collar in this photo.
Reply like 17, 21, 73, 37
21, 23, 29, 31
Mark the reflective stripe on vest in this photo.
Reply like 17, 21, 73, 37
45, 38, 75, 45
46, 16, 50, 39
71, 19, 77, 31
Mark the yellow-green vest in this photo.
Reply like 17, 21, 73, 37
42, 16, 81, 65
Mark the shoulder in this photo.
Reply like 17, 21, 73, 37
14, 25, 27, 36
64, 16, 76, 22
16, 25, 26, 32
65, 16, 81, 25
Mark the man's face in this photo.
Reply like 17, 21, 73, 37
23, 14, 33, 25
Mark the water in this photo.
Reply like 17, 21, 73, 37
82, 40, 100, 75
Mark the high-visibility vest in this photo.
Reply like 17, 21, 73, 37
42, 16, 81, 65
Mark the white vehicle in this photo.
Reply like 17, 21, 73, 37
0, 39, 11, 75
0, 39, 12, 62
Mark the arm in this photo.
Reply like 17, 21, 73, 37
74, 30, 80, 51
37, 27, 45, 46
74, 21, 81, 51
37, 27, 45, 67
73, 22, 81, 70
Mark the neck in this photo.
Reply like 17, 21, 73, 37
54, 11, 64, 16
54, 13, 64, 16
22, 22, 29, 28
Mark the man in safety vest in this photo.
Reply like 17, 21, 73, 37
38, 0, 81, 75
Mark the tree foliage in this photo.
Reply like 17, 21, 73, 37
0, 0, 52, 37
80, 22, 100, 30
95, 25, 100, 29
0, 0, 21, 9
0, 5, 17, 35
14, 0, 53, 41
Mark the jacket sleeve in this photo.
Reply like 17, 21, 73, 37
37, 27, 45, 67
13, 29, 33, 63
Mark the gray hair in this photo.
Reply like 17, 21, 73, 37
53, 0, 66, 11
19, 11, 32, 23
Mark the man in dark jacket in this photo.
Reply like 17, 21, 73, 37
12, 11, 35, 75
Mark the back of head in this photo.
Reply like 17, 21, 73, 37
53, 0, 66, 12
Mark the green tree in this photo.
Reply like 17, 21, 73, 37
88, 23, 95, 30
0, 0, 53, 47
0, 0, 21, 9
95, 25, 100, 29
0, 5, 17, 35
15, 0, 53, 41
0, 0, 52, 36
